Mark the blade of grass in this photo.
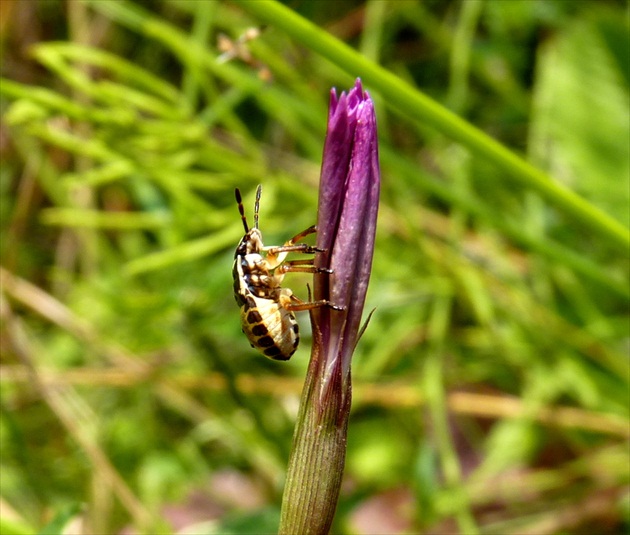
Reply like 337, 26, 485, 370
423, 293, 479, 534
233, 0, 629, 253
81, 0, 327, 158
382, 147, 630, 299
40, 208, 170, 229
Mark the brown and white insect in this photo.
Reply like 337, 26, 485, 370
232, 185, 340, 360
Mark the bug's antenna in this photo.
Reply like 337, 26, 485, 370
254, 184, 262, 229
235, 188, 249, 233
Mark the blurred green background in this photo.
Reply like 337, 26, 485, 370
1, 1, 628, 533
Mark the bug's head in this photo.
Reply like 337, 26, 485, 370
235, 185, 264, 257
235, 228, 263, 257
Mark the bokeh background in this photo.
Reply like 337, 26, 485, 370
1, 1, 628, 533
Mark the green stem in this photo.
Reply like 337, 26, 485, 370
279, 348, 351, 535
233, 0, 629, 253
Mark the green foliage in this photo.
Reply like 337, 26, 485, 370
1, 0, 628, 533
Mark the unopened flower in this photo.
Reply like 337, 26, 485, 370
312, 78, 380, 393
279, 79, 380, 535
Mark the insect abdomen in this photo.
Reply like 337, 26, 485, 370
241, 295, 299, 360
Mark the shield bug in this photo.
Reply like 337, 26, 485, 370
232, 185, 340, 360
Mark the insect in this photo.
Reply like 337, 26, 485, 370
233, 185, 340, 360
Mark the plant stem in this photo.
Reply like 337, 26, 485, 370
279, 351, 350, 534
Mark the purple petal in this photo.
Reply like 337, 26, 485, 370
312, 79, 380, 381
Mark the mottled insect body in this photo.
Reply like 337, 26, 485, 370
233, 185, 338, 360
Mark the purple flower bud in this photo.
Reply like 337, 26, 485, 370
312, 78, 380, 387
279, 80, 380, 535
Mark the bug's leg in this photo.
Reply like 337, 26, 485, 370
264, 243, 324, 256
285, 293, 344, 312
275, 259, 333, 275
265, 226, 326, 270
285, 225, 318, 246
264, 225, 325, 262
